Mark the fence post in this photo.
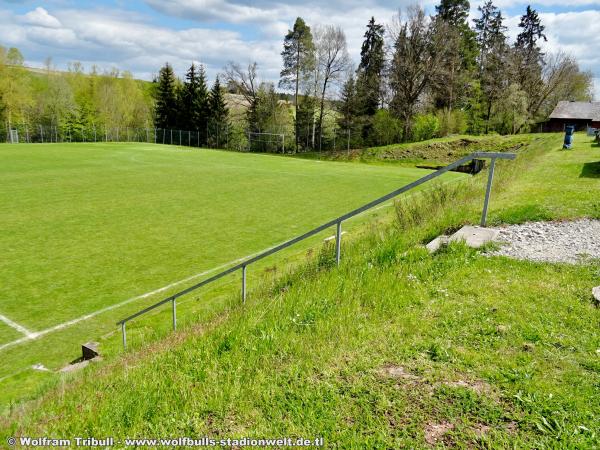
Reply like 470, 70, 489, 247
335, 221, 342, 265
242, 265, 247, 303
121, 322, 127, 350
480, 158, 497, 227
172, 298, 177, 331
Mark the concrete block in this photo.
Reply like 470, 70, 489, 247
426, 235, 449, 253
82, 341, 99, 360
449, 226, 499, 248
323, 231, 347, 243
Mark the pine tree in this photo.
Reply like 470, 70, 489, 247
474, 0, 509, 132
515, 5, 547, 62
179, 63, 201, 130
356, 17, 384, 118
280, 17, 315, 151
209, 76, 229, 147
436, 0, 470, 25
433, 0, 478, 111
209, 76, 228, 124
474, 0, 506, 73
338, 75, 357, 130
154, 63, 178, 129
514, 5, 547, 127
354, 17, 384, 142
337, 74, 359, 148
186, 64, 210, 141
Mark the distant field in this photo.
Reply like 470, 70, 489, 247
0, 142, 464, 401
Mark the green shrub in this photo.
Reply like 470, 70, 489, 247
372, 109, 402, 146
436, 109, 468, 136
412, 113, 439, 142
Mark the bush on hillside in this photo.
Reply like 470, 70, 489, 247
412, 113, 439, 142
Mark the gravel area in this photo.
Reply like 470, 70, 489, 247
489, 219, 600, 264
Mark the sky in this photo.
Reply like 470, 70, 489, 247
0, 0, 599, 97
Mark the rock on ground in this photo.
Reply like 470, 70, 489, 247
489, 219, 600, 264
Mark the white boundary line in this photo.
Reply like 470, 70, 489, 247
0, 240, 290, 353
0, 314, 36, 338
0, 172, 467, 354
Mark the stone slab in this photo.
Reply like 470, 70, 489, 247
449, 226, 499, 248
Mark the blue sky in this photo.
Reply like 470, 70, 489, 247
1, 0, 599, 96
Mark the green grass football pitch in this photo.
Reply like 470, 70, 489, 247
0, 143, 464, 393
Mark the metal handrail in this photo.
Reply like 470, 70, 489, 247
117, 151, 516, 348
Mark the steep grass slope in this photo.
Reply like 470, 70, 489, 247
2, 134, 599, 447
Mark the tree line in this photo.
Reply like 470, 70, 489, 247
1, 0, 594, 151
0, 46, 153, 140
223, 0, 593, 152
153, 62, 230, 147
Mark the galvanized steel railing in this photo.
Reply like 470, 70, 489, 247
117, 152, 516, 348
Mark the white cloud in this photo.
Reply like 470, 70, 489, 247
502, 9, 600, 98
1, 2, 598, 101
0, 6, 284, 81
488, 0, 600, 7
22, 7, 62, 28
144, 0, 280, 24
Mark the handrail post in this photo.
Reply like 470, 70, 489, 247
481, 157, 497, 227
335, 221, 342, 265
172, 298, 177, 331
121, 322, 127, 350
242, 265, 247, 303
115, 152, 516, 340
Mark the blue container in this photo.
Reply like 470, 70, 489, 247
563, 125, 574, 149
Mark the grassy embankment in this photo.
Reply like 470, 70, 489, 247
0, 143, 465, 406
2, 133, 599, 447
298, 134, 531, 168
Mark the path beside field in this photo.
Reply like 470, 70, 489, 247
489, 219, 600, 264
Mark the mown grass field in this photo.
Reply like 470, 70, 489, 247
0, 142, 465, 406
2, 133, 598, 447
